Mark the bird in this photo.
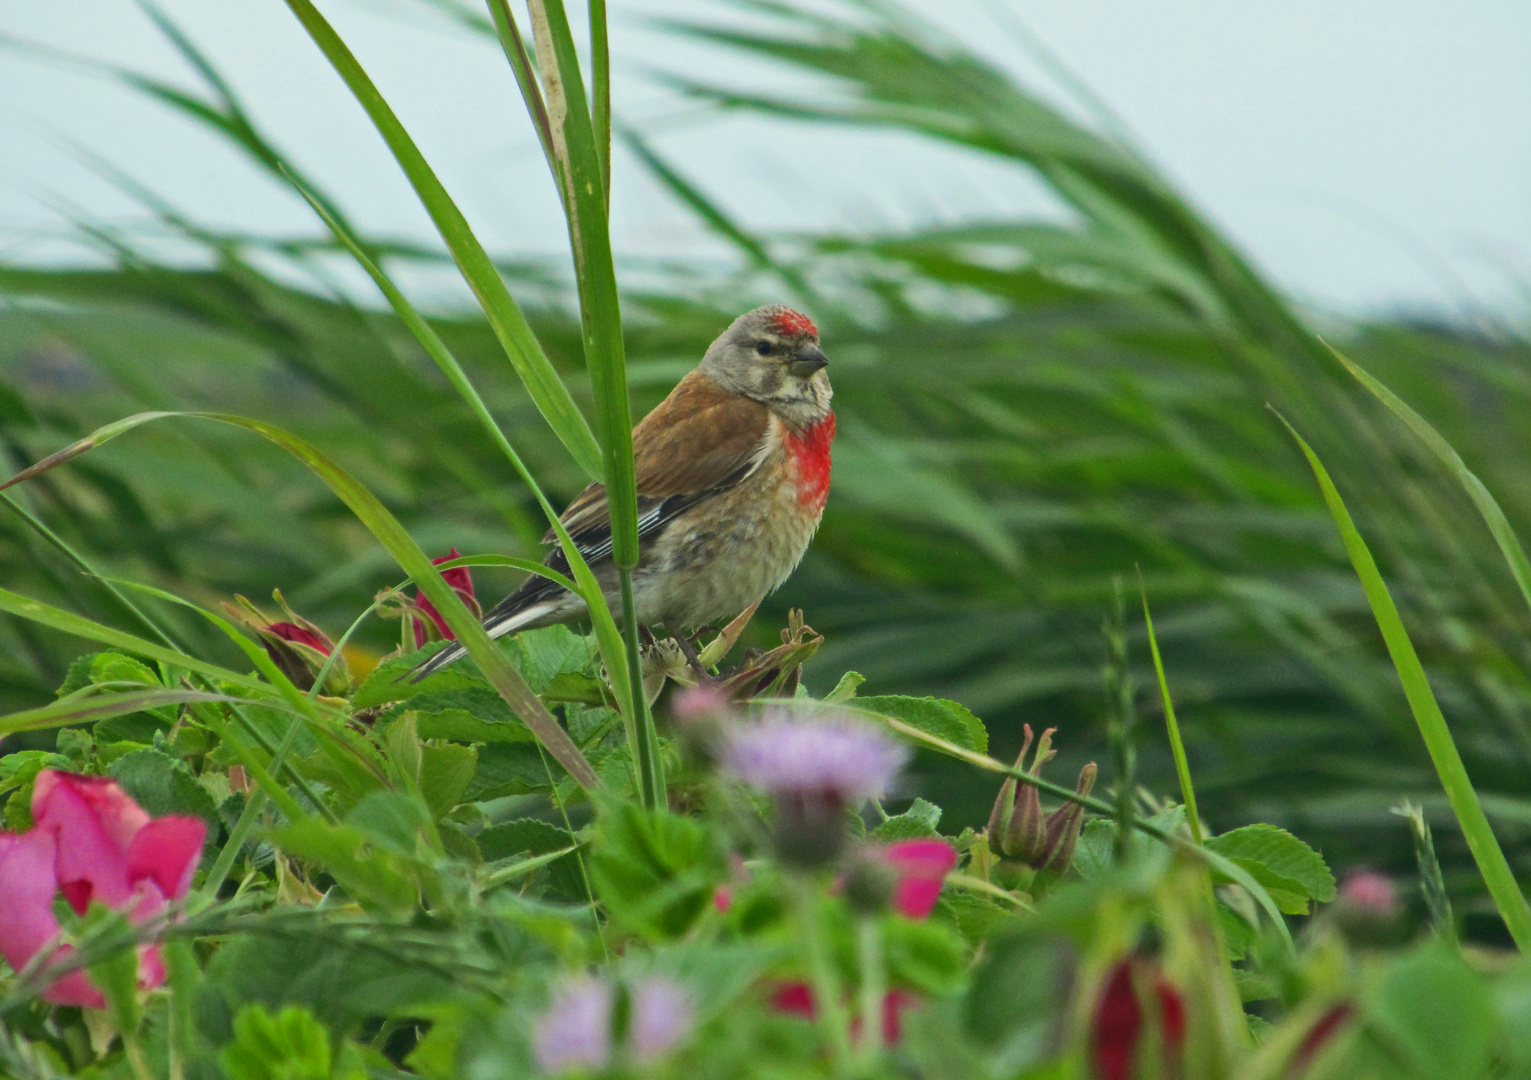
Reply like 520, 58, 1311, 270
410, 304, 834, 680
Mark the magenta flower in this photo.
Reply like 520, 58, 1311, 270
266, 622, 331, 656
532, 975, 693, 1073
720, 712, 907, 804
414, 548, 478, 648
883, 839, 958, 919
0, 770, 205, 1007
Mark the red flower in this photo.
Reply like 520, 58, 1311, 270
0, 771, 205, 1007
1089, 959, 1187, 1080
414, 548, 477, 648
769, 983, 919, 1044
883, 839, 958, 919
266, 622, 331, 656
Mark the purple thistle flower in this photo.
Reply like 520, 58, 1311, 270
720, 711, 908, 804
629, 977, 694, 1063
531, 975, 693, 1073
533, 977, 613, 1074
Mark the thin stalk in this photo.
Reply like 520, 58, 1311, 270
199, 710, 308, 902
621, 569, 662, 808
1394, 802, 1457, 946
855, 917, 886, 1065
1104, 576, 1137, 861
1279, 411, 1531, 952
790, 876, 851, 1066
1138, 573, 1203, 843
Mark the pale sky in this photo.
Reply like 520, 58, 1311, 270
1, 0, 1528, 319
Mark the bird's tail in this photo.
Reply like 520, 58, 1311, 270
403, 599, 563, 682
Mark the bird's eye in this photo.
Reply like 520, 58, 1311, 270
754, 340, 773, 356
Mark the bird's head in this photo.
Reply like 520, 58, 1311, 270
699, 305, 832, 424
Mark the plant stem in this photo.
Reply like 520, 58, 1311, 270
1138, 574, 1202, 843
1104, 576, 1137, 861
791, 875, 851, 1067
621, 569, 663, 809
855, 917, 886, 1066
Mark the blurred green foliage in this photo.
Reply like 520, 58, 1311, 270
4, 0, 1531, 932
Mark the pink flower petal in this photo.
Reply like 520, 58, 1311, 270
884, 839, 957, 920
32, 771, 144, 910
127, 816, 206, 901
770, 981, 816, 1019
0, 829, 63, 978
42, 967, 107, 1009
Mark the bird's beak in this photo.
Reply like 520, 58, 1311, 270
788, 343, 828, 377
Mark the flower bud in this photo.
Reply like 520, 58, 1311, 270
1037, 762, 1097, 875
844, 851, 898, 915
986, 725, 1057, 862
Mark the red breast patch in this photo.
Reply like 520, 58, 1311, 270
770, 309, 818, 338
783, 413, 835, 511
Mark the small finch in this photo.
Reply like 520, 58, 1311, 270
411, 305, 834, 679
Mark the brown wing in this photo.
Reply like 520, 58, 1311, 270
547, 371, 772, 544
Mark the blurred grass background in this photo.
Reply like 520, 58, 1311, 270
4, 0, 1531, 937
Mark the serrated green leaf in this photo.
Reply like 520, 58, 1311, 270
873, 797, 942, 840
855, 696, 987, 754
1205, 823, 1335, 905
108, 747, 218, 823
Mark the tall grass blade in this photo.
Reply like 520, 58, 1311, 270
0, 689, 234, 739
1139, 574, 1203, 844
280, 0, 604, 479
522, 0, 659, 806
1278, 412, 1531, 951
2, 412, 601, 789
1328, 343, 1531, 621
286, 173, 636, 747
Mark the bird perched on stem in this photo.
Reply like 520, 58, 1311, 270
411, 305, 834, 680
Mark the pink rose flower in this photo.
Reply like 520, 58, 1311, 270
0, 771, 205, 1007
883, 839, 958, 919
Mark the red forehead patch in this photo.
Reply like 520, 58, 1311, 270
770, 309, 817, 337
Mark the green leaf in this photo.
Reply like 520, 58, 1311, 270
86, 911, 141, 1036
350, 645, 484, 710
419, 742, 477, 819
382, 688, 535, 745
108, 748, 218, 823
587, 797, 726, 939
884, 917, 968, 996
872, 797, 942, 840
824, 671, 865, 703
275, 819, 418, 914
1365, 943, 1495, 1080
1205, 823, 1335, 907
221, 1005, 334, 1080
464, 742, 554, 800
476, 817, 572, 862
855, 696, 987, 754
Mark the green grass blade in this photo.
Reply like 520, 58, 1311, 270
483, 0, 559, 197
0, 688, 234, 739
3, 412, 601, 789
279, 0, 603, 479
0, 583, 269, 695
286, 177, 636, 763
1139, 574, 1203, 844
523, 0, 659, 805
1327, 343, 1531, 621
1277, 411, 1531, 952
588, 0, 611, 200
